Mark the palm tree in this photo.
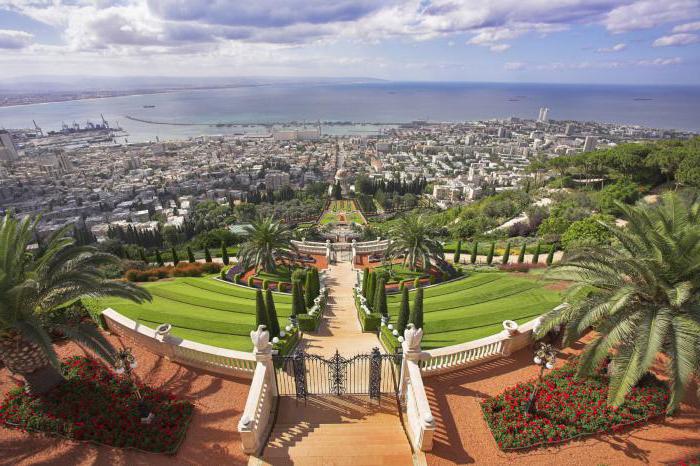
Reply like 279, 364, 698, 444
536, 192, 700, 414
386, 215, 444, 272
0, 214, 151, 394
237, 217, 296, 273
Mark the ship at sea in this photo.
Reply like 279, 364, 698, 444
143, 105, 156, 108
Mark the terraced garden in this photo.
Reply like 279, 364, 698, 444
319, 199, 367, 225
386, 272, 564, 349
93, 276, 293, 351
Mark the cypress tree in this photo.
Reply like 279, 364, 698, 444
255, 289, 269, 329
265, 289, 280, 338
123, 248, 131, 260
155, 249, 164, 267
532, 242, 541, 264
470, 241, 478, 264
221, 241, 229, 265
487, 242, 495, 265
187, 246, 195, 263
518, 242, 526, 263
362, 268, 370, 297
171, 247, 179, 266
292, 281, 306, 315
409, 287, 424, 330
502, 241, 511, 264
204, 246, 212, 263
546, 244, 556, 266
397, 286, 410, 334
305, 270, 315, 308
139, 248, 148, 264
374, 277, 388, 318
367, 271, 376, 305
453, 240, 462, 264
313, 268, 321, 297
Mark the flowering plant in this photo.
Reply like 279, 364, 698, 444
481, 360, 668, 450
0, 356, 193, 454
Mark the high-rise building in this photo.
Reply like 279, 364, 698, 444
0, 130, 19, 162
583, 136, 598, 152
537, 107, 549, 123
564, 124, 574, 136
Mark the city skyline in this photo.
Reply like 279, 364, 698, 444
1, 1, 700, 85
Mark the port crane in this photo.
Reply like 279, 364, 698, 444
32, 120, 44, 137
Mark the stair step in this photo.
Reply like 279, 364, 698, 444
264, 444, 412, 458
268, 434, 407, 445
270, 427, 405, 437
258, 454, 414, 466
272, 423, 404, 431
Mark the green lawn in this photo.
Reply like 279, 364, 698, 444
254, 266, 296, 283
95, 277, 292, 351
372, 264, 426, 283
386, 272, 564, 349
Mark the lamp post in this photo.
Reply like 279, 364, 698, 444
114, 347, 154, 424
525, 342, 557, 416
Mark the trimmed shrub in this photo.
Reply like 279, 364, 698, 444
171, 247, 179, 266
374, 277, 388, 318
362, 268, 370, 296
292, 281, 306, 317
305, 270, 315, 308
532, 242, 541, 264
502, 241, 511, 264
204, 246, 212, 263
297, 313, 318, 331
409, 287, 424, 330
220, 268, 227, 280
233, 273, 241, 284
546, 244, 556, 266
277, 281, 285, 292
155, 250, 164, 267
413, 277, 420, 289
248, 276, 255, 287
187, 246, 195, 263
454, 239, 462, 264
397, 286, 410, 334
262, 280, 269, 290
487, 242, 495, 265
470, 241, 478, 264
255, 289, 269, 329
379, 325, 401, 354
221, 242, 229, 266
517, 242, 526, 264
199, 262, 222, 274
139, 248, 148, 264
265, 289, 280, 337
366, 271, 377, 306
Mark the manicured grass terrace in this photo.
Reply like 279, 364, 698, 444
95, 277, 292, 351
386, 272, 563, 349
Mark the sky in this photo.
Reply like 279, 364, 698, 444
0, 0, 699, 85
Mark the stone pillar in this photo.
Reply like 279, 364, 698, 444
501, 320, 519, 357
251, 325, 276, 395
400, 324, 424, 397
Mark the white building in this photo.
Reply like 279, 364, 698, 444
264, 170, 290, 190
583, 136, 598, 152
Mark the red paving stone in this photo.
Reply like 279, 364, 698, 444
0, 334, 249, 466
425, 339, 700, 466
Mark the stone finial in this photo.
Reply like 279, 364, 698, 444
503, 320, 519, 337
403, 323, 423, 352
250, 325, 271, 352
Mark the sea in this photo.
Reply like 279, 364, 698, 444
1, 82, 699, 143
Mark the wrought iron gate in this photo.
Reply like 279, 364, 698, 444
274, 347, 400, 400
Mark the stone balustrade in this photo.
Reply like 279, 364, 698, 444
238, 325, 277, 455
102, 308, 257, 378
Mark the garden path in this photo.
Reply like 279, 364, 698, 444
299, 261, 382, 357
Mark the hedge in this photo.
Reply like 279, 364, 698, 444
379, 325, 401, 354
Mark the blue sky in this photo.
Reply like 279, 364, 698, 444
0, 0, 699, 84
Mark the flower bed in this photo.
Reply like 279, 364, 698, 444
125, 262, 222, 282
0, 356, 193, 454
481, 361, 668, 451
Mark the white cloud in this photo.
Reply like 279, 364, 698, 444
673, 21, 700, 32
652, 33, 700, 47
603, 0, 700, 33
596, 42, 626, 52
0, 29, 34, 49
489, 43, 511, 52
504, 61, 526, 70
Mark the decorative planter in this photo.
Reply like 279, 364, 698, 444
503, 320, 519, 336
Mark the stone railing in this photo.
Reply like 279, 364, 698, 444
353, 238, 390, 254
102, 308, 257, 379
418, 304, 566, 377
238, 326, 277, 455
291, 239, 329, 255
399, 325, 435, 452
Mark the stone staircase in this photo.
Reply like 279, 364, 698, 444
255, 395, 415, 465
